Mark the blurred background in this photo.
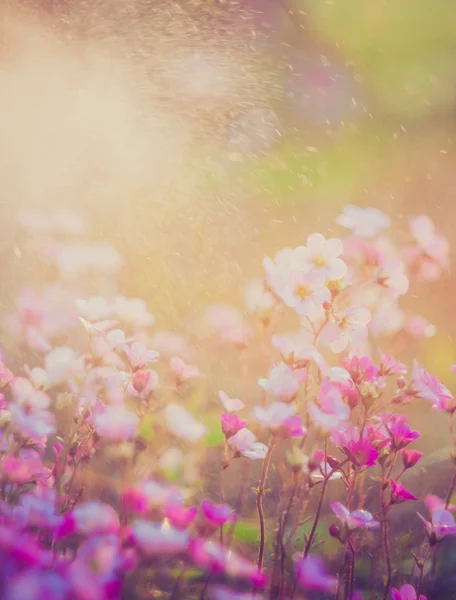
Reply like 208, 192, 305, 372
1, 0, 456, 450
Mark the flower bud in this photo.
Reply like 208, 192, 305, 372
326, 455, 340, 469
329, 523, 341, 540
308, 449, 325, 471
132, 369, 151, 393
401, 448, 422, 470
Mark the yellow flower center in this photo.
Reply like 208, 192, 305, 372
313, 255, 327, 268
296, 284, 312, 300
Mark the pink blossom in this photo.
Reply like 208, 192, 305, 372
228, 428, 268, 460
244, 279, 276, 316
295, 555, 337, 593
165, 504, 198, 530
218, 390, 245, 413
407, 215, 450, 280
412, 362, 455, 412
221, 413, 248, 438
258, 364, 300, 402
2, 454, 52, 485
308, 378, 350, 433
342, 355, 379, 384
390, 480, 418, 504
94, 406, 139, 441
404, 315, 435, 339
391, 584, 426, 600
321, 307, 371, 353
279, 271, 331, 317
201, 500, 236, 526
425, 494, 456, 514
379, 353, 407, 376
131, 369, 152, 393
337, 205, 391, 238
0, 361, 13, 388
311, 461, 343, 482
330, 502, 379, 531
401, 449, 422, 469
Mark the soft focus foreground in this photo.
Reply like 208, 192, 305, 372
0, 206, 455, 600
2, 1, 456, 599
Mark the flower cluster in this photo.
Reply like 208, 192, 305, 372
0, 206, 452, 599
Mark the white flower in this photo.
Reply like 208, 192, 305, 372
337, 205, 391, 238
253, 402, 296, 429
94, 406, 139, 441
132, 521, 189, 555
320, 307, 371, 353
164, 403, 207, 442
218, 390, 245, 413
295, 233, 347, 282
258, 364, 300, 401
124, 342, 159, 369
44, 347, 76, 385
228, 428, 268, 460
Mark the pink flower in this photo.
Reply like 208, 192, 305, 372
218, 390, 245, 413
331, 502, 379, 531
94, 406, 139, 441
295, 555, 337, 593
404, 315, 435, 339
2, 454, 52, 485
228, 428, 268, 460
124, 342, 159, 370
391, 584, 426, 600
401, 449, 422, 470
342, 355, 379, 384
258, 364, 300, 402
412, 362, 455, 412
321, 307, 371, 353
425, 494, 456, 514
337, 205, 391, 238
308, 378, 350, 433
165, 504, 198, 530
201, 500, 236, 526
379, 353, 407, 376
221, 413, 248, 438
390, 480, 418, 504
131, 369, 152, 393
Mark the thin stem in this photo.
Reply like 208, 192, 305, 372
380, 464, 392, 600
256, 438, 276, 571
278, 473, 299, 600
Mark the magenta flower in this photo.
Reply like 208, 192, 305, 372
165, 504, 198, 530
330, 502, 379, 532
391, 584, 426, 600
201, 500, 236, 526
401, 449, 422, 470
390, 480, 418, 504
2, 453, 52, 485
295, 555, 337, 593
412, 362, 455, 412
221, 413, 248, 439
387, 417, 420, 450
332, 426, 379, 467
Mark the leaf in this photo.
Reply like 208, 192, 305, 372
204, 426, 225, 448
231, 520, 261, 546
